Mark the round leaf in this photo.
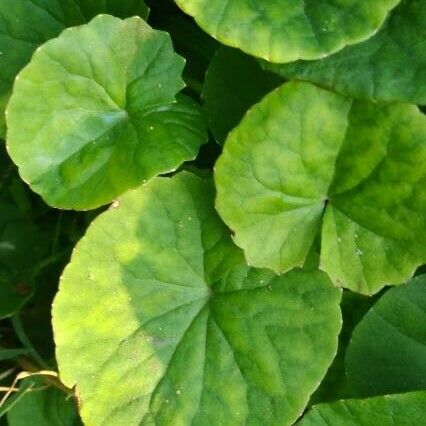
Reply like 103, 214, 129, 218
174, 0, 399, 63
0, 0, 149, 137
300, 391, 426, 425
52, 172, 342, 426
203, 47, 282, 144
346, 275, 426, 397
264, 0, 426, 105
6, 15, 207, 210
215, 82, 426, 295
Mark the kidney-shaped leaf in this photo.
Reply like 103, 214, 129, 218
174, 0, 399, 63
215, 82, 426, 295
346, 275, 426, 397
0, 0, 149, 137
6, 15, 207, 210
52, 172, 342, 426
264, 0, 426, 105
299, 391, 426, 425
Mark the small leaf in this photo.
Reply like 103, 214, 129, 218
174, 0, 399, 63
0, 0, 149, 137
215, 81, 426, 294
346, 275, 426, 397
52, 172, 341, 426
263, 0, 426, 105
299, 391, 426, 425
6, 15, 207, 210
203, 47, 282, 144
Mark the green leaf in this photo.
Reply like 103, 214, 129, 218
346, 275, 426, 397
52, 172, 341, 426
299, 391, 426, 425
203, 47, 282, 144
309, 291, 378, 404
0, 201, 49, 318
0, 0, 149, 138
263, 0, 426, 105
7, 378, 81, 426
0, 379, 34, 418
174, 0, 399, 63
6, 15, 207, 210
215, 81, 426, 295
146, 0, 219, 95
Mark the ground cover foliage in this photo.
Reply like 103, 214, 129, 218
0, 0, 425, 425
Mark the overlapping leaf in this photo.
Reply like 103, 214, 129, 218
309, 291, 377, 404
0, 0, 149, 137
300, 391, 426, 425
174, 0, 399, 63
6, 15, 207, 210
215, 81, 426, 294
146, 0, 218, 95
203, 47, 282, 144
7, 378, 81, 426
264, 0, 426, 105
53, 172, 341, 426
346, 275, 426, 397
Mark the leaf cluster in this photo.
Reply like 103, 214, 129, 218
0, 0, 425, 425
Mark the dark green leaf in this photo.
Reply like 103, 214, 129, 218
346, 275, 426, 397
300, 391, 426, 425
0, 201, 49, 318
264, 0, 426, 105
147, 0, 218, 96
203, 47, 282, 144
7, 378, 81, 426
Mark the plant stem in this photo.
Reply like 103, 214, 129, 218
16, 357, 73, 396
